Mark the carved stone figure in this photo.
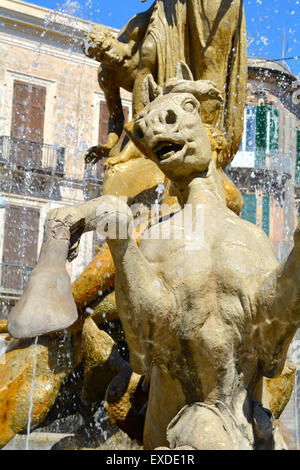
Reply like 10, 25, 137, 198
83, 0, 247, 170
100, 67, 295, 450
82, 8, 153, 162
7, 65, 300, 449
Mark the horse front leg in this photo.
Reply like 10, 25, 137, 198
7, 197, 108, 339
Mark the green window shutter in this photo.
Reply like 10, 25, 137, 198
262, 195, 270, 236
269, 109, 279, 151
242, 193, 257, 225
296, 130, 300, 186
255, 105, 267, 167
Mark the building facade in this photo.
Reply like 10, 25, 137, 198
1, 0, 300, 449
0, 0, 131, 317
1, 1, 300, 313
229, 57, 300, 261
1, 0, 300, 307
228, 57, 300, 446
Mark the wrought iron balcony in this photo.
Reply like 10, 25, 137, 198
0, 136, 65, 175
0, 263, 33, 295
84, 160, 104, 184
231, 150, 293, 176
296, 167, 300, 187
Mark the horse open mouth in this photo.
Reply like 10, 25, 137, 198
153, 141, 183, 160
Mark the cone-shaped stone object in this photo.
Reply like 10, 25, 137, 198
7, 238, 78, 338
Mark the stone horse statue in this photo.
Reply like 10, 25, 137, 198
8, 64, 300, 450
83, 0, 246, 170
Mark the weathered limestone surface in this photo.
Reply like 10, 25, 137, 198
0, 321, 7, 334
263, 361, 296, 420
83, 0, 247, 167
2, 432, 74, 450
5, 65, 299, 449
71, 243, 115, 312
88, 291, 118, 324
7, 238, 78, 339
83, 0, 247, 215
50, 429, 142, 450
0, 265, 120, 449
93, 66, 300, 449
82, 317, 127, 402
0, 334, 82, 449
105, 368, 148, 443
3, 0, 300, 452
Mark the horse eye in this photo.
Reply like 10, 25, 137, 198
183, 101, 196, 112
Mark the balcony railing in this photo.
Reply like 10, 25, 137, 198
0, 263, 33, 294
231, 150, 293, 176
84, 160, 104, 184
296, 168, 300, 187
0, 136, 65, 175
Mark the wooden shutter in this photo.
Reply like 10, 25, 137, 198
97, 101, 129, 179
29, 85, 46, 143
2, 205, 40, 290
296, 130, 300, 186
11, 81, 28, 140
255, 105, 267, 167
92, 230, 104, 258
262, 195, 270, 236
269, 109, 279, 152
121, 105, 129, 140
123, 105, 129, 124
242, 193, 257, 225
245, 106, 256, 152
10, 80, 46, 168
98, 101, 110, 145
98, 101, 129, 145
11, 81, 46, 143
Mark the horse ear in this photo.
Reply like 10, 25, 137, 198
142, 74, 162, 107
176, 61, 194, 81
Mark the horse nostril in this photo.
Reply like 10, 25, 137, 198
166, 109, 177, 125
134, 124, 144, 141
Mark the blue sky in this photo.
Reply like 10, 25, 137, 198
22, 0, 300, 76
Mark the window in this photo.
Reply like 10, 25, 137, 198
1, 205, 40, 292
10, 80, 46, 168
232, 105, 280, 168
98, 100, 110, 146
11, 80, 46, 143
296, 130, 300, 186
241, 193, 257, 225
262, 195, 270, 236
233, 106, 256, 167
243, 106, 257, 152
98, 100, 129, 145
241, 193, 270, 236
91, 100, 130, 180
256, 105, 279, 167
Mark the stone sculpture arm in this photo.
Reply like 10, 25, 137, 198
7, 197, 113, 338
44, 197, 108, 259
82, 26, 126, 163
82, 7, 153, 163
84, 6, 153, 70
83, 26, 128, 67
84, 69, 125, 164
254, 225, 300, 378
